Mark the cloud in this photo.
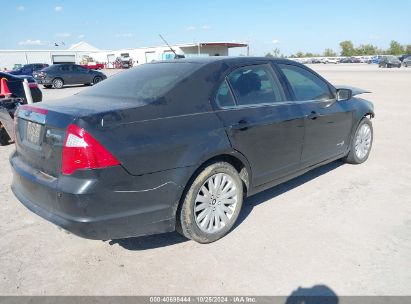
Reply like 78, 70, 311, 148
55, 33, 71, 38
17, 5, 25, 11
186, 26, 196, 31
368, 35, 381, 41
272, 39, 280, 44
78, 34, 85, 39
201, 25, 211, 30
115, 33, 133, 38
18, 39, 46, 46
54, 6, 63, 12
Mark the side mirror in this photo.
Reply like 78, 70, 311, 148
336, 88, 352, 101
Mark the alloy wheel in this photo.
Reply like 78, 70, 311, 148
194, 173, 239, 234
355, 124, 372, 160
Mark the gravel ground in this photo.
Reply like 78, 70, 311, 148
0, 64, 410, 296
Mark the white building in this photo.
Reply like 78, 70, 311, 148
0, 41, 248, 70
0, 42, 102, 70
89, 42, 249, 68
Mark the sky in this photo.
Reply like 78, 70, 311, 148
1, 0, 411, 56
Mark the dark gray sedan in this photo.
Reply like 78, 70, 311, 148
403, 57, 411, 67
33, 64, 107, 89
11, 57, 375, 243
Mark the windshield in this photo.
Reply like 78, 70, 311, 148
81, 62, 202, 102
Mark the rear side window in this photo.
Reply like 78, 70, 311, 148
82, 62, 201, 102
278, 64, 334, 101
215, 80, 235, 107
227, 64, 285, 105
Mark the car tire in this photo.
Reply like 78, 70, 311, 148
0, 127, 11, 146
344, 117, 373, 165
52, 78, 64, 89
177, 162, 244, 243
93, 76, 102, 85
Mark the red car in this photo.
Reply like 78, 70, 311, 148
80, 62, 104, 70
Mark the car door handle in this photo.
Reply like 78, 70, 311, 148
307, 111, 318, 120
231, 119, 252, 131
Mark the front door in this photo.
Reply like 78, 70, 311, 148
277, 63, 353, 167
214, 63, 305, 187
71, 65, 91, 84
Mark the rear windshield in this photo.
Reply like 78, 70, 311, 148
81, 62, 202, 102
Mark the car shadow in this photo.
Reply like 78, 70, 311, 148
108, 160, 343, 251
235, 160, 343, 229
107, 231, 188, 251
42, 84, 91, 90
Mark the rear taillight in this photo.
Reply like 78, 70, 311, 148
62, 124, 120, 175
28, 83, 38, 89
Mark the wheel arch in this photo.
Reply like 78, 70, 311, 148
188, 152, 251, 196
52, 77, 64, 85
174, 151, 252, 231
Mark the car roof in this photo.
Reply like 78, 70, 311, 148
150, 56, 298, 66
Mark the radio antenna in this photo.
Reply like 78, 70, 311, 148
159, 34, 185, 59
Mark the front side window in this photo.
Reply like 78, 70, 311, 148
278, 64, 334, 101
227, 64, 285, 106
72, 65, 87, 72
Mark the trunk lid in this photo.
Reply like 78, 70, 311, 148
14, 95, 149, 177
15, 105, 74, 177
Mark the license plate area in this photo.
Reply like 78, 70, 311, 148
26, 121, 42, 145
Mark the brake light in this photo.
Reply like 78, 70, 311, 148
28, 83, 38, 89
20, 105, 48, 115
62, 124, 120, 175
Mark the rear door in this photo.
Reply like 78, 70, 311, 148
277, 63, 353, 167
214, 63, 305, 187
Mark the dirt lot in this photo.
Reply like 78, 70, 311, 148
0, 64, 410, 296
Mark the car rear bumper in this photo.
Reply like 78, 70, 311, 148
10, 152, 191, 240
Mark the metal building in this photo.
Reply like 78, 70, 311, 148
89, 42, 249, 68
0, 41, 248, 70
0, 42, 102, 70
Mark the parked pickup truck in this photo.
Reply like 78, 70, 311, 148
80, 62, 104, 70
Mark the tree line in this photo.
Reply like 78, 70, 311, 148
265, 40, 411, 58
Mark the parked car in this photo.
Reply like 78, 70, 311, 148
311, 58, 322, 64
339, 57, 357, 63
10, 57, 375, 243
0, 72, 42, 102
378, 56, 401, 68
403, 57, 411, 67
8, 63, 49, 76
367, 55, 383, 64
399, 54, 411, 62
80, 62, 105, 70
12, 64, 23, 71
33, 64, 107, 89
323, 58, 339, 64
